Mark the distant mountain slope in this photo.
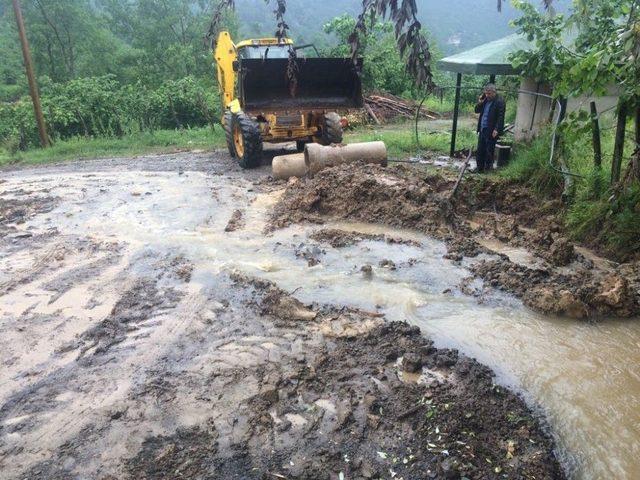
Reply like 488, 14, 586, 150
235, 0, 571, 53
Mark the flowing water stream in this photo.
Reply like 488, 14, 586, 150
1, 166, 639, 479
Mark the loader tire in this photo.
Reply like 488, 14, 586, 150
223, 110, 235, 158
319, 112, 343, 145
231, 112, 263, 169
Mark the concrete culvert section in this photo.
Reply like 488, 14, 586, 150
305, 141, 388, 176
0, 151, 638, 479
272, 152, 307, 180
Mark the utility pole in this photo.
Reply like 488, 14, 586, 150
12, 0, 49, 148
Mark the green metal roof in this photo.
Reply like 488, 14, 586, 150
438, 34, 533, 76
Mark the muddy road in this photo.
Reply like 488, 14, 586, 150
0, 150, 637, 479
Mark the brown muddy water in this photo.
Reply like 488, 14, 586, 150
0, 159, 639, 479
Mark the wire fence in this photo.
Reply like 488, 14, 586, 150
416, 85, 574, 178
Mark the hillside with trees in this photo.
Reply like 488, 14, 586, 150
235, 0, 571, 53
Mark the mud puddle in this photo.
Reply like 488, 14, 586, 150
0, 155, 637, 478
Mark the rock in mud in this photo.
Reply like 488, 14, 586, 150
401, 352, 422, 373
361, 264, 374, 279
595, 274, 635, 314
524, 287, 589, 319
294, 242, 324, 266
538, 236, 576, 267
378, 259, 397, 270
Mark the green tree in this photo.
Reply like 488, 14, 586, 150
100, 0, 236, 85
0, 6, 23, 100
323, 14, 442, 96
511, 0, 639, 183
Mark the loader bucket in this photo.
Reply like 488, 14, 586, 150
240, 58, 363, 112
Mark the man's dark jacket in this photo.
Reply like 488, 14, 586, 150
475, 96, 506, 136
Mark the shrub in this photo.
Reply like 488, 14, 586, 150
500, 131, 564, 196
0, 75, 220, 149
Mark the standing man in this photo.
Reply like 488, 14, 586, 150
474, 84, 506, 173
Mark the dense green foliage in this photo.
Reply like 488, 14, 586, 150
508, 0, 640, 259
322, 15, 418, 97
0, 0, 230, 87
504, 123, 639, 259
0, 0, 230, 149
0, 75, 218, 151
0, 0, 464, 151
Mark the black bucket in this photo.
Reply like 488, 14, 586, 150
240, 58, 363, 112
496, 144, 512, 167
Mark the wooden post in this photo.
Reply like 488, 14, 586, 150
529, 82, 542, 131
632, 101, 640, 183
450, 73, 462, 157
12, 0, 49, 148
13, 0, 49, 147
611, 98, 628, 184
635, 101, 639, 149
590, 101, 602, 169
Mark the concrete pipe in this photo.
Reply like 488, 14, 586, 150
272, 153, 308, 180
304, 141, 387, 176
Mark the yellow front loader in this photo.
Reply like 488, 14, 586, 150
214, 31, 363, 168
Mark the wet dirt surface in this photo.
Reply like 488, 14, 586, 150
270, 163, 640, 320
0, 150, 637, 479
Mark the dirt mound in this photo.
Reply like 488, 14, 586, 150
269, 163, 454, 237
233, 321, 564, 480
121, 275, 564, 479
268, 163, 640, 318
126, 427, 220, 479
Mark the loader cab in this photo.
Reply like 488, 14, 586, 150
238, 45, 290, 60
236, 39, 294, 61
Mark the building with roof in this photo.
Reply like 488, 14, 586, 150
438, 33, 620, 155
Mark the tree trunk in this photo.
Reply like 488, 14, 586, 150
168, 94, 182, 129
611, 99, 628, 184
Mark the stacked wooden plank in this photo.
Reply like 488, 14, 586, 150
364, 92, 439, 124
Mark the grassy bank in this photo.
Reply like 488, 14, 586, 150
502, 125, 640, 260
0, 127, 226, 167
2, 118, 475, 166
346, 118, 477, 157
